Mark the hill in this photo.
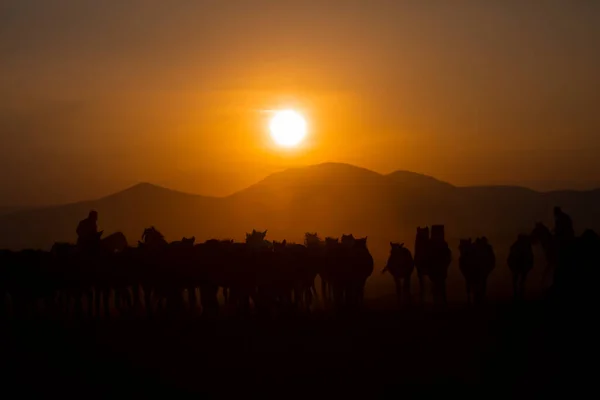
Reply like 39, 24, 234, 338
0, 206, 27, 217
385, 170, 455, 191
0, 183, 215, 250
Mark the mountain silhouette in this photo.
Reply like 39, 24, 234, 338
1, 163, 599, 256
0, 206, 25, 217
385, 170, 455, 191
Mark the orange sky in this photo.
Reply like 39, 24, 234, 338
1, 1, 600, 206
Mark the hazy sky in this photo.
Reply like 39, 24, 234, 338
1, 1, 599, 206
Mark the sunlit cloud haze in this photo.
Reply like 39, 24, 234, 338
1, 1, 599, 206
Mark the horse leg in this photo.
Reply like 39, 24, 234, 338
200, 284, 219, 317
332, 285, 343, 311
103, 288, 111, 319
98, 288, 107, 319
521, 271, 529, 300
169, 289, 184, 318
92, 288, 102, 319
433, 281, 441, 308
442, 280, 448, 306
418, 274, 426, 305
466, 281, 472, 306
310, 282, 319, 307
305, 285, 313, 312
329, 282, 334, 306
113, 289, 122, 315
131, 284, 142, 315
126, 285, 134, 312
73, 290, 83, 319
189, 287, 198, 313
321, 278, 328, 306
145, 287, 153, 318
394, 277, 402, 306
432, 280, 445, 309
359, 280, 367, 308
403, 276, 411, 305
57, 290, 67, 316
236, 289, 250, 315
93, 288, 101, 319
85, 289, 94, 319
481, 277, 488, 304
222, 287, 229, 304
187, 287, 193, 311
474, 279, 482, 306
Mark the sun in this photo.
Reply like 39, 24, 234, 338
269, 109, 307, 147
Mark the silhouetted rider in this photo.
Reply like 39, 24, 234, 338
77, 210, 100, 249
553, 206, 574, 242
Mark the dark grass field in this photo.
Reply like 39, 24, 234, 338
1, 297, 594, 397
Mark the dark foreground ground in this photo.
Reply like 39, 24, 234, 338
0, 298, 596, 397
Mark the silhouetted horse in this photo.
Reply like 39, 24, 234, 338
414, 227, 431, 304
414, 226, 451, 306
531, 222, 557, 291
382, 242, 414, 305
140, 226, 168, 249
459, 237, 495, 305
347, 236, 374, 309
321, 236, 339, 304
507, 234, 534, 300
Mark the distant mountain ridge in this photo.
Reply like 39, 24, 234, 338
1, 162, 599, 253
0, 206, 25, 217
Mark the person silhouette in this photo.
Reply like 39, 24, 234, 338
553, 206, 574, 242
552, 207, 576, 299
76, 210, 100, 249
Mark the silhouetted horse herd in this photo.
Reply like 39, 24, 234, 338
0, 211, 598, 321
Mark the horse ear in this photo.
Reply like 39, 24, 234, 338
263, 230, 268, 236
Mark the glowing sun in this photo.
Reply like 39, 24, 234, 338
269, 109, 307, 147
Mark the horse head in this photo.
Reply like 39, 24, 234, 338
354, 237, 368, 249
246, 229, 267, 243
182, 236, 196, 246
304, 232, 321, 247
273, 240, 287, 252
459, 238, 472, 253
245, 229, 269, 250
416, 226, 430, 240
142, 226, 165, 246
324, 237, 338, 244
142, 227, 153, 241
325, 237, 339, 250
341, 234, 355, 247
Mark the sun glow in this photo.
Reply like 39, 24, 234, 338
269, 110, 307, 147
